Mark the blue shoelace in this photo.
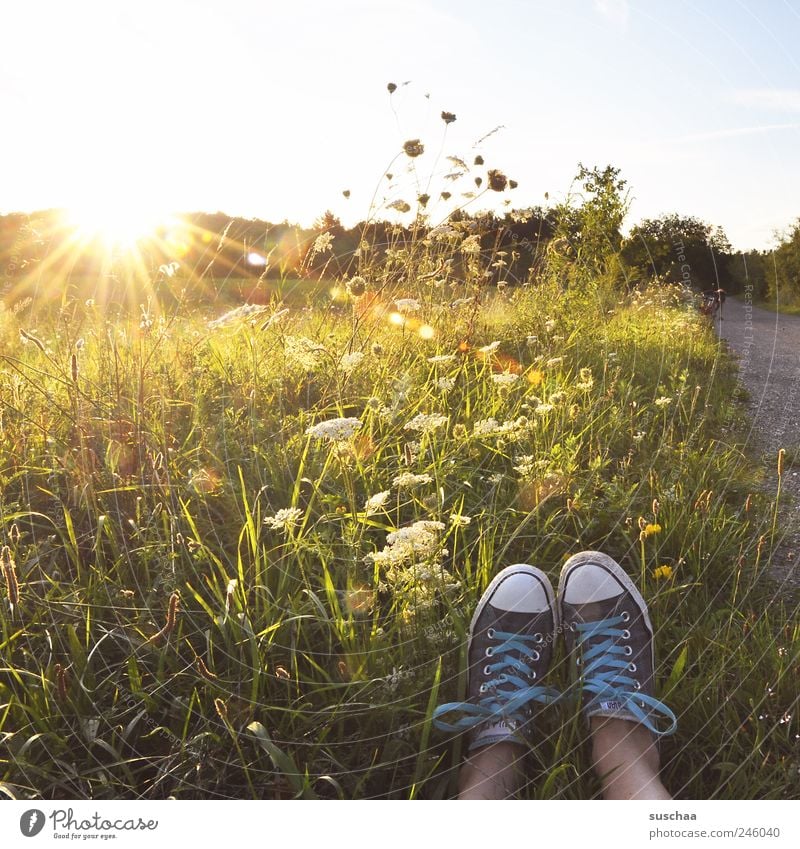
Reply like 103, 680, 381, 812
433, 629, 561, 735
572, 614, 677, 736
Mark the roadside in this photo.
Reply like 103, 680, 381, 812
716, 295, 800, 589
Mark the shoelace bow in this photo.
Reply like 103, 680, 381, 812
572, 614, 677, 736
433, 629, 561, 734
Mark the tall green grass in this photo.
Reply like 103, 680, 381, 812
0, 225, 797, 800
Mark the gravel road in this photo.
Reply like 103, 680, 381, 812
716, 296, 800, 588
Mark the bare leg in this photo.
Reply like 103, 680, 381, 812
458, 741, 526, 799
590, 717, 671, 800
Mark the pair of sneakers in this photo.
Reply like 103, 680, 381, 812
433, 551, 677, 750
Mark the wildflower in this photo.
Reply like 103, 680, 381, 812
284, 335, 324, 371
367, 520, 447, 568
339, 351, 365, 371
451, 297, 475, 308
487, 169, 508, 191
346, 275, 367, 297
452, 423, 468, 439
576, 367, 594, 391
449, 513, 471, 527
534, 403, 554, 415
394, 298, 421, 313
653, 564, 674, 580
403, 139, 425, 157
392, 471, 433, 489
478, 341, 501, 354
490, 372, 519, 387
545, 319, 556, 331
306, 417, 362, 442
640, 523, 662, 538
441, 111, 456, 124
366, 397, 382, 411
550, 391, 567, 404
371, 343, 383, 356
404, 413, 448, 433
473, 417, 529, 438
654, 396, 672, 407
428, 353, 456, 364
312, 232, 334, 254
364, 491, 391, 515
264, 507, 303, 531
460, 235, 482, 255
545, 357, 564, 368
436, 376, 455, 391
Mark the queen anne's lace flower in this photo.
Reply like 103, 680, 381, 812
306, 417, 362, 441
404, 413, 448, 433
392, 471, 433, 489
364, 490, 391, 515
264, 507, 303, 531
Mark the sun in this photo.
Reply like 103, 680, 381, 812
63, 200, 170, 250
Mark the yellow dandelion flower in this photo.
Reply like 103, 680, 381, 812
640, 522, 662, 538
653, 564, 674, 580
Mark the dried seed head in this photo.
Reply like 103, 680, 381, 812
441, 111, 456, 124
417, 193, 430, 208
214, 698, 229, 721
71, 353, 78, 383
403, 139, 425, 158
440, 191, 451, 200
147, 592, 180, 646
474, 155, 484, 166
474, 176, 482, 188
9, 523, 20, 544
54, 663, 69, 702
342, 189, 350, 198
387, 82, 397, 93
275, 665, 291, 680
778, 448, 786, 477
509, 179, 518, 189
195, 655, 218, 680
2, 546, 18, 606
745, 493, 752, 512
487, 169, 508, 191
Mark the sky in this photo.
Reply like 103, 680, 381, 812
1, 0, 799, 250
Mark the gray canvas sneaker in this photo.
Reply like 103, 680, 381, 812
433, 564, 561, 750
558, 551, 677, 736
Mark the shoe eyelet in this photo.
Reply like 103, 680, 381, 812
621, 611, 630, 622
534, 633, 544, 643
531, 650, 540, 661
575, 656, 582, 666
498, 673, 508, 683
484, 664, 492, 676
569, 622, 577, 632
624, 646, 633, 656
633, 681, 641, 690
529, 671, 537, 680
485, 647, 494, 657
629, 663, 637, 672
479, 684, 488, 694
486, 628, 495, 639
622, 629, 631, 639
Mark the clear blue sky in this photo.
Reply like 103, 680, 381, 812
1, 0, 799, 250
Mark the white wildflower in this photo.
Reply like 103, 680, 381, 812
451, 297, 475, 308
478, 341, 501, 354
449, 513, 471, 527
339, 351, 365, 371
428, 354, 456, 364
404, 413, 448, 433
654, 396, 672, 407
436, 377, 455, 391
545, 357, 563, 368
535, 403, 554, 415
306, 417, 362, 442
460, 235, 482, 255
394, 298, 421, 313
490, 372, 519, 387
472, 417, 529, 438
264, 507, 303, 531
261, 308, 290, 330
392, 471, 433, 489
364, 490, 391, 515
312, 232, 334, 254
285, 335, 324, 371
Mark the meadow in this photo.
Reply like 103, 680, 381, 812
0, 199, 798, 800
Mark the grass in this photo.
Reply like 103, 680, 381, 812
0, 199, 798, 800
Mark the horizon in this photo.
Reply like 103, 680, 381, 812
2, 1, 799, 252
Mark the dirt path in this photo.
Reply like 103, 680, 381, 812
716, 297, 800, 588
